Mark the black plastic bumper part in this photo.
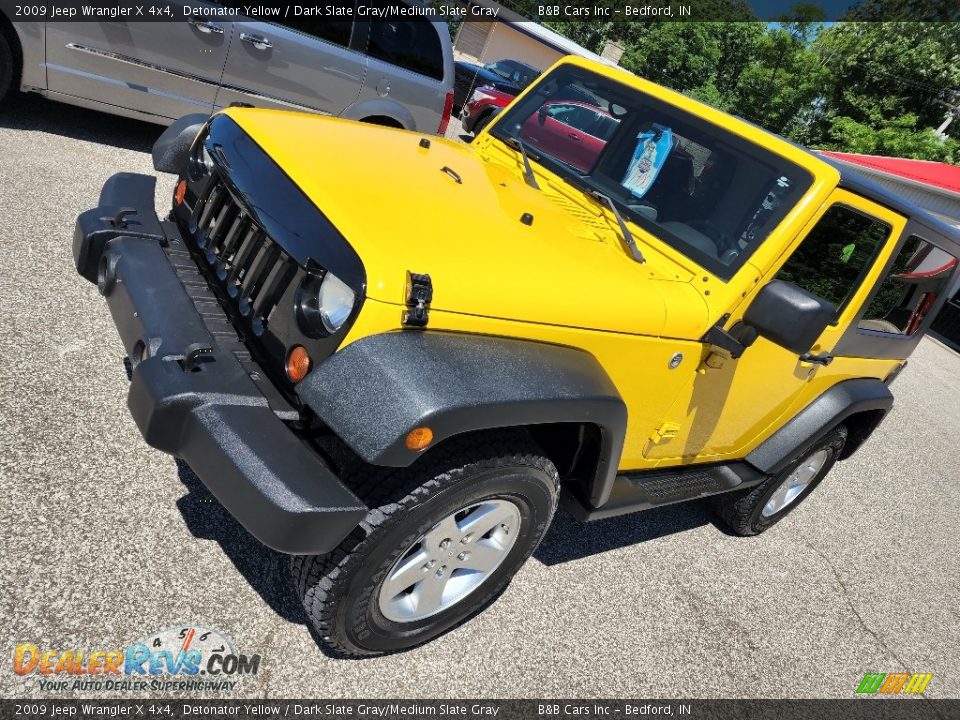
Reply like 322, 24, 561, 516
75, 173, 367, 554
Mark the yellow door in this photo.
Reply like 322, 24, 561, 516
642, 190, 907, 465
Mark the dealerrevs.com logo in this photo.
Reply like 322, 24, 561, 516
13, 626, 261, 693
856, 672, 934, 696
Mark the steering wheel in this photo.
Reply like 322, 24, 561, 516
690, 220, 738, 262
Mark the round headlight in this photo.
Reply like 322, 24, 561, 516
318, 272, 355, 333
188, 143, 215, 182
296, 272, 356, 337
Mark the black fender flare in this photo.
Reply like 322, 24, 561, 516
152, 112, 209, 174
297, 332, 627, 498
746, 378, 893, 475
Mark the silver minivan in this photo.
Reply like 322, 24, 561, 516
0, 0, 454, 133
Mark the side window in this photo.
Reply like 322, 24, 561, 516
860, 235, 958, 335
367, 18, 444, 80
276, 20, 353, 47
775, 204, 891, 313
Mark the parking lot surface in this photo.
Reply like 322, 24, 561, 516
1, 94, 958, 699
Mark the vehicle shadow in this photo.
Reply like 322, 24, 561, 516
173, 459, 309, 627
534, 502, 713, 566
0, 92, 160, 153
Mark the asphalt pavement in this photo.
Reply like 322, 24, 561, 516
1, 92, 958, 700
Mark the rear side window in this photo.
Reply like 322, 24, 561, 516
368, 17, 444, 80
860, 235, 958, 335
279, 20, 353, 47
775, 204, 891, 313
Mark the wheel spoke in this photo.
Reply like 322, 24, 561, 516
455, 539, 503, 572
381, 548, 430, 599
423, 515, 460, 550
459, 502, 517, 539
413, 572, 448, 615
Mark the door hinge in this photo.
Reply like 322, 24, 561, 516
697, 351, 727, 373
650, 422, 681, 444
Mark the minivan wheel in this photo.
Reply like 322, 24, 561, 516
712, 425, 847, 536
0, 31, 15, 102
290, 431, 559, 657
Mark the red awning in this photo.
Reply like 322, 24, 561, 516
820, 151, 960, 195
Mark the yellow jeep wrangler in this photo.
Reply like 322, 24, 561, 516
75, 56, 960, 656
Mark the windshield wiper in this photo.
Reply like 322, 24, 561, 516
505, 136, 540, 190
591, 191, 646, 264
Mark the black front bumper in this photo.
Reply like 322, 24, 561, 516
74, 173, 367, 554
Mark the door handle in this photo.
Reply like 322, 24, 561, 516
240, 33, 273, 50
188, 17, 223, 34
567, 132, 581, 141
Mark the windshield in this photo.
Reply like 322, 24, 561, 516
487, 61, 540, 89
490, 65, 813, 279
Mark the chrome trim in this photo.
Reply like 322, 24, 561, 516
64, 43, 220, 88
66, 42, 328, 116
187, 18, 224, 34
216, 83, 326, 114
240, 33, 273, 50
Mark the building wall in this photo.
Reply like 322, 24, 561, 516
478, 24, 565, 71
454, 21, 566, 72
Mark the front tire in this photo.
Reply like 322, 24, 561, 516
712, 425, 847, 536
291, 431, 559, 657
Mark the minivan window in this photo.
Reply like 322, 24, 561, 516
368, 17, 444, 81
491, 65, 812, 279
775, 204, 891, 313
860, 235, 958, 335
279, 19, 353, 48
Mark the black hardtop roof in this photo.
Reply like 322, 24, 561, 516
819, 155, 960, 254
727, 110, 960, 252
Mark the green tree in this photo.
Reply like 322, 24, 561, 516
727, 21, 827, 136
619, 24, 722, 92
823, 114, 959, 162
811, 22, 960, 137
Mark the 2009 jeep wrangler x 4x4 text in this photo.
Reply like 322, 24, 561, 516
75, 56, 960, 657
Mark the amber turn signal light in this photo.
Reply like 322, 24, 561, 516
285, 345, 311, 383
175, 179, 187, 206
405, 426, 434, 451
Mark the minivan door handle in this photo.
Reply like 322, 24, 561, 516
240, 33, 273, 50
187, 17, 224, 34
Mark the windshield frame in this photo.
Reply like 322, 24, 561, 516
489, 64, 814, 281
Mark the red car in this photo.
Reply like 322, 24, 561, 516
460, 85, 515, 135
464, 94, 619, 174
520, 100, 620, 173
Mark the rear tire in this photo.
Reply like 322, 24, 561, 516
712, 425, 847, 536
291, 431, 559, 657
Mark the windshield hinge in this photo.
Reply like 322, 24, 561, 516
700, 314, 756, 360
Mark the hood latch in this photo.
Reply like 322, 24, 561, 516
402, 272, 433, 328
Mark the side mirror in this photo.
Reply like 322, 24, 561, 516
152, 113, 209, 174
537, 106, 548, 124
743, 280, 835, 355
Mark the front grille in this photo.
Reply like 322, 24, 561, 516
190, 174, 298, 335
